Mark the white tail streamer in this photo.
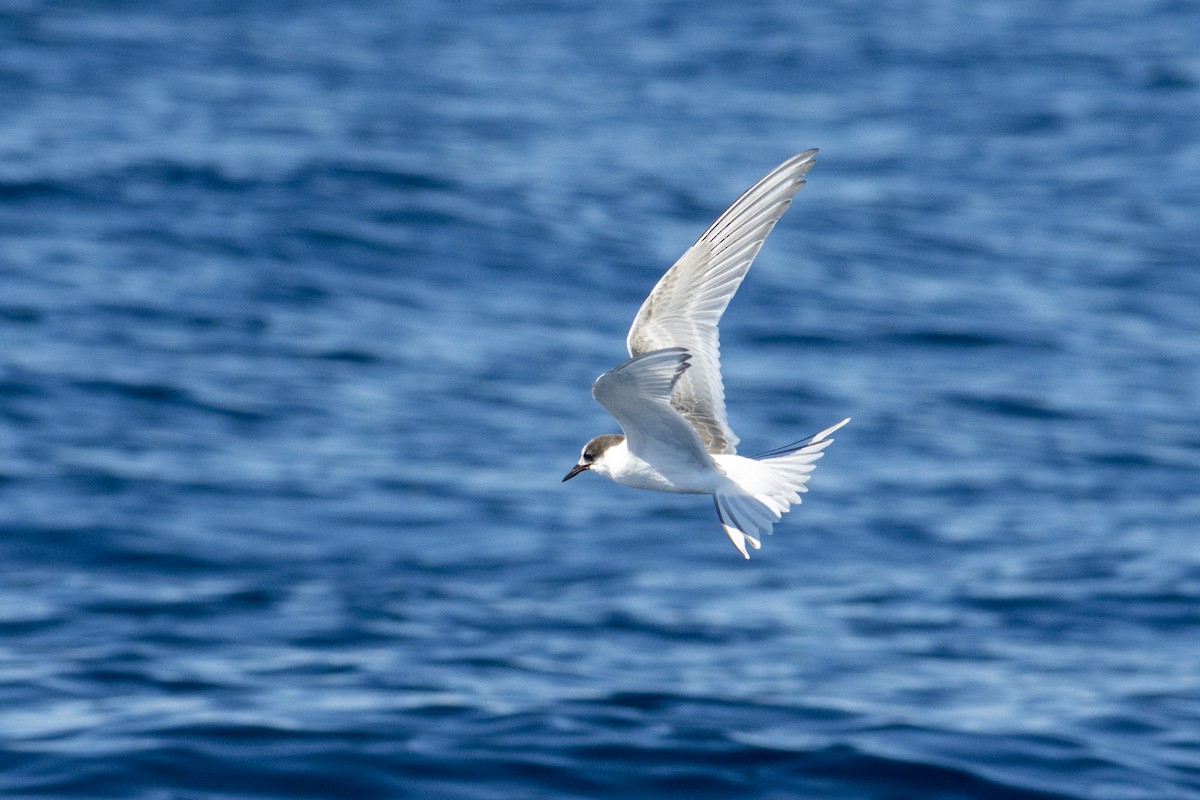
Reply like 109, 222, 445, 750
713, 418, 849, 558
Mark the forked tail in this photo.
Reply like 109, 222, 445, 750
713, 418, 849, 558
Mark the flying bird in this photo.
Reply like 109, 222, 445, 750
563, 150, 849, 558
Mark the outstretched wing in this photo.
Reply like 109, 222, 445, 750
626, 150, 818, 455
592, 348, 714, 472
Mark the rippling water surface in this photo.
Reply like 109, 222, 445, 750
2, 1, 1199, 798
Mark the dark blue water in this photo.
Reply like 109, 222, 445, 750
3, 1, 1199, 797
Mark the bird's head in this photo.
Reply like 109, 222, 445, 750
562, 434, 625, 482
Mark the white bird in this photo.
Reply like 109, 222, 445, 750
563, 150, 849, 558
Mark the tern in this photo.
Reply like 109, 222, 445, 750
563, 150, 849, 558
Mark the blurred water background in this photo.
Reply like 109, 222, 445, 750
2, 1, 1199, 797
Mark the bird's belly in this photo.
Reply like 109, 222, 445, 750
611, 459, 719, 494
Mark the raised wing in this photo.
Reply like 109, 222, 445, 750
592, 348, 714, 472
626, 150, 818, 454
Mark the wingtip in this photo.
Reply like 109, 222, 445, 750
788, 148, 818, 167
776, 149, 819, 186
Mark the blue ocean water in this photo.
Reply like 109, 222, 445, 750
2, 0, 1199, 797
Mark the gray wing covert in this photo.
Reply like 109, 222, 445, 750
591, 348, 714, 471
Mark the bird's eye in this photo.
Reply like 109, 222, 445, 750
583, 453, 594, 463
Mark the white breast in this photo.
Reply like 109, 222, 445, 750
594, 440, 720, 494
